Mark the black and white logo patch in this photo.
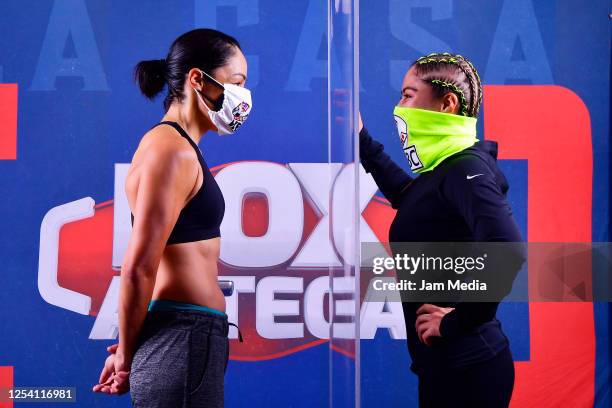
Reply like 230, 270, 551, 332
405, 145, 423, 170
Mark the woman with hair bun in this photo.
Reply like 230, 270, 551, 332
92, 28, 251, 408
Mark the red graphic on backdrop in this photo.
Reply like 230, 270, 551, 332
0, 366, 13, 408
56, 164, 397, 361
0, 84, 18, 160
484, 85, 594, 407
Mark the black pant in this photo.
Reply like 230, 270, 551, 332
417, 346, 515, 408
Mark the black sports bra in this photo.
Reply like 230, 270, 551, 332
130, 121, 225, 245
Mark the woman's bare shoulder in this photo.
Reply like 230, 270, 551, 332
133, 125, 197, 165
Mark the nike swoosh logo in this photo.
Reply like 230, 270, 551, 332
466, 174, 484, 180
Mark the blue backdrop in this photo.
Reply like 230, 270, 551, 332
0, 1, 609, 407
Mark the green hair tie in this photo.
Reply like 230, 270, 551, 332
417, 55, 459, 65
429, 79, 469, 116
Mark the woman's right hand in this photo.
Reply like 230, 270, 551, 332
358, 111, 363, 132
92, 353, 118, 393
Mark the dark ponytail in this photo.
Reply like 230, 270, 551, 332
134, 28, 241, 111
134, 59, 167, 99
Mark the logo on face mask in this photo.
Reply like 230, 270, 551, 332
229, 101, 251, 132
394, 114, 423, 171
404, 145, 423, 170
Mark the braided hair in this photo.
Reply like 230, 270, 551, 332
412, 52, 482, 118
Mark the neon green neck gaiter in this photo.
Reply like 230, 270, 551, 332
393, 107, 478, 173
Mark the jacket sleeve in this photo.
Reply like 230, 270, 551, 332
437, 155, 526, 339
359, 127, 413, 209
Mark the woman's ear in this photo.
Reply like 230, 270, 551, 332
187, 68, 204, 92
440, 92, 460, 114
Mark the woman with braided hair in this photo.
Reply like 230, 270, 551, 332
360, 52, 524, 407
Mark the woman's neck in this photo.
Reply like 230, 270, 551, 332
161, 101, 215, 144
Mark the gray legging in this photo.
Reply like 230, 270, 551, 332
129, 309, 230, 407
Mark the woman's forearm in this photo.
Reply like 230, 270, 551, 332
116, 268, 156, 367
359, 127, 413, 208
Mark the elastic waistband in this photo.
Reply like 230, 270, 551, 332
145, 299, 244, 342
148, 299, 227, 317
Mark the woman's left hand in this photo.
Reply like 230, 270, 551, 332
415, 304, 455, 346
92, 343, 131, 395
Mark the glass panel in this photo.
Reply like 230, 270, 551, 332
328, 0, 361, 407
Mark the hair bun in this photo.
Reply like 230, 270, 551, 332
134, 58, 168, 99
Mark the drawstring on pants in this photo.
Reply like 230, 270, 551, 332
228, 322, 244, 342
